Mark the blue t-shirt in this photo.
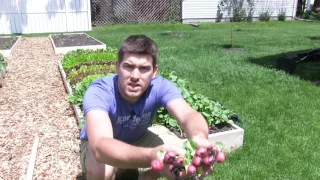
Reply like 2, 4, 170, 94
80, 74, 183, 144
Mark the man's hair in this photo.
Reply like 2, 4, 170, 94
118, 35, 158, 67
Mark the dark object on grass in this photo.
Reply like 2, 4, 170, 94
276, 48, 320, 74
189, 23, 199, 28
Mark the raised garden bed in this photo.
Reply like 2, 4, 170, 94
149, 123, 244, 153
0, 36, 22, 57
49, 33, 107, 54
58, 49, 244, 152
58, 48, 117, 125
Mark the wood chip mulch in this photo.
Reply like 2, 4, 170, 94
0, 37, 82, 179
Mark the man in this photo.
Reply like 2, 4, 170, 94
80, 35, 213, 180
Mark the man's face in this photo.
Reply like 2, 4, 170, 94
116, 53, 158, 103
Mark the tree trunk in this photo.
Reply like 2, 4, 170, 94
313, 0, 320, 10
297, 0, 304, 15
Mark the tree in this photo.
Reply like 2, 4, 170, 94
296, 0, 306, 16
313, 0, 320, 11
218, 0, 254, 48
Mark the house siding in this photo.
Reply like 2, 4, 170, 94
0, 0, 91, 34
182, 0, 298, 23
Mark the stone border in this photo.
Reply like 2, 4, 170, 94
49, 33, 107, 55
0, 36, 22, 57
57, 58, 244, 152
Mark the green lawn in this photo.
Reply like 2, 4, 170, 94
89, 21, 320, 179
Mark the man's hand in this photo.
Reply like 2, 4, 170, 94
192, 136, 215, 179
149, 144, 187, 180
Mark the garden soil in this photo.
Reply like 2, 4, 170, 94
0, 37, 82, 179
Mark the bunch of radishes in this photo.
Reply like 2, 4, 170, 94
151, 144, 227, 179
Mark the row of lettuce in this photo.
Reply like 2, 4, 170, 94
62, 48, 239, 131
0, 54, 6, 77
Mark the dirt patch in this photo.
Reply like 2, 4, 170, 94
0, 36, 19, 50
51, 33, 103, 47
222, 44, 244, 52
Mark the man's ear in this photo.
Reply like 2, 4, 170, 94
116, 60, 120, 73
152, 65, 159, 78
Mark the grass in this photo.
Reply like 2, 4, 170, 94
85, 20, 320, 179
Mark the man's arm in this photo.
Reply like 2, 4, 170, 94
86, 109, 154, 168
165, 98, 209, 141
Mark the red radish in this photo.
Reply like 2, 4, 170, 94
196, 147, 207, 158
192, 156, 203, 167
164, 151, 176, 163
187, 165, 196, 175
207, 145, 219, 156
216, 152, 226, 163
168, 164, 174, 171
203, 156, 214, 166
175, 157, 185, 167
207, 145, 219, 155
212, 145, 219, 153
151, 159, 164, 171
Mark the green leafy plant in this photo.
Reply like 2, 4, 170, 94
259, 12, 271, 21
311, 12, 320, 20
67, 73, 115, 108
0, 54, 6, 75
62, 47, 118, 72
67, 64, 116, 80
278, 11, 286, 21
66, 63, 116, 86
233, 8, 247, 22
155, 71, 236, 136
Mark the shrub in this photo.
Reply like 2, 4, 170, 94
278, 11, 286, 21
233, 9, 247, 22
259, 12, 271, 21
155, 71, 237, 135
311, 12, 320, 20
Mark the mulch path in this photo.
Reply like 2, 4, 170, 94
0, 37, 82, 179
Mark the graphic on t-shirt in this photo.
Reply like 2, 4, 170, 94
116, 112, 151, 130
